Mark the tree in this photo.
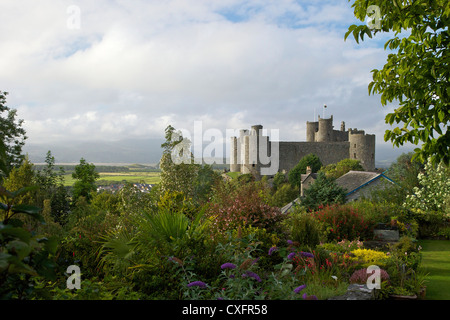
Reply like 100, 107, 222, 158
301, 172, 346, 210
0, 139, 8, 181
159, 125, 200, 199
1, 157, 36, 206
35, 151, 70, 223
0, 91, 27, 171
345, 1, 450, 165
72, 158, 99, 202
320, 158, 364, 179
288, 154, 322, 187
272, 171, 287, 191
370, 152, 425, 205
404, 158, 450, 213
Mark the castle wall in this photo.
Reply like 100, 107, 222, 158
332, 130, 348, 142
278, 141, 350, 173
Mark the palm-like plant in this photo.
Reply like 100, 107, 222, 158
97, 205, 212, 275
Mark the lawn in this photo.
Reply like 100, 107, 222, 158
418, 240, 450, 300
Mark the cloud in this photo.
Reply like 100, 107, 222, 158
0, 0, 414, 163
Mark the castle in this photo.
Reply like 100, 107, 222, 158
229, 115, 375, 178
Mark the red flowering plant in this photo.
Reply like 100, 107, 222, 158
205, 182, 285, 240
291, 244, 359, 286
312, 204, 375, 242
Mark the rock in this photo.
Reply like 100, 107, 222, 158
328, 284, 375, 300
374, 229, 399, 241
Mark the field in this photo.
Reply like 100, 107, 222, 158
63, 171, 161, 186
54, 164, 161, 186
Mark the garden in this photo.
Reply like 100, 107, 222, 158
1, 127, 449, 301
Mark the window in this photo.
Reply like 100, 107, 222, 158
354, 153, 357, 159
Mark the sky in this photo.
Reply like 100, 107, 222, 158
0, 0, 416, 164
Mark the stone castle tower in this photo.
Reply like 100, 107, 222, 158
230, 115, 375, 178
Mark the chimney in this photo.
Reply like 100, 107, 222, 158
341, 121, 345, 132
306, 166, 312, 174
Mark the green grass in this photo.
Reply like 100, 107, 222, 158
63, 171, 160, 186
226, 171, 241, 179
418, 240, 450, 300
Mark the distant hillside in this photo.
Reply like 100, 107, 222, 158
23, 138, 165, 164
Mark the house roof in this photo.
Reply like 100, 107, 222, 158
281, 198, 300, 214
335, 170, 393, 195
301, 172, 318, 182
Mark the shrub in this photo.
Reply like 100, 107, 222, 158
206, 183, 285, 239
269, 183, 299, 208
350, 248, 389, 267
313, 204, 375, 241
319, 239, 364, 253
349, 268, 390, 285
301, 173, 346, 210
288, 154, 322, 187
410, 209, 450, 239
287, 211, 325, 247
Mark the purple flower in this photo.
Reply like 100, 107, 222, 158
294, 285, 306, 294
268, 246, 278, 256
303, 293, 318, 300
300, 252, 314, 258
287, 240, 293, 245
287, 252, 296, 260
187, 281, 207, 288
221, 263, 237, 270
243, 271, 262, 282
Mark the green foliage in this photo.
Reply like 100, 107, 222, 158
2, 158, 36, 207
404, 158, 450, 213
269, 183, 299, 208
272, 171, 287, 191
71, 158, 99, 203
0, 91, 27, 171
159, 125, 199, 197
320, 158, 364, 179
370, 153, 426, 205
287, 210, 325, 248
288, 154, 322, 187
34, 151, 70, 223
168, 236, 311, 300
301, 172, 346, 210
345, 0, 450, 165
0, 185, 58, 299
381, 236, 425, 296
411, 210, 450, 239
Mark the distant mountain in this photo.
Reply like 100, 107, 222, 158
23, 138, 165, 164
374, 143, 416, 169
